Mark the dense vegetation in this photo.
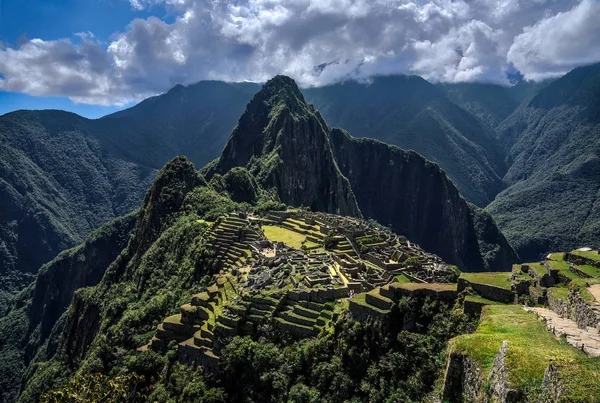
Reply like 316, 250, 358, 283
0, 154, 476, 403
487, 63, 600, 260
304, 76, 506, 206
0, 213, 136, 403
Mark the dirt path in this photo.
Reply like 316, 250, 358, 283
524, 307, 600, 357
588, 284, 600, 302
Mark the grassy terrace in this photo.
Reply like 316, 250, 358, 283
262, 225, 307, 249
546, 259, 579, 281
452, 305, 600, 401
394, 274, 411, 283
571, 250, 600, 262
459, 272, 512, 289
576, 265, 600, 277
548, 284, 570, 300
464, 295, 503, 305
393, 283, 456, 292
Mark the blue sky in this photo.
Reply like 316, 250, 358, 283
1, 0, 599, 119
0, 0, 159, 118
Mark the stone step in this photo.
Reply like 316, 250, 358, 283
274, 317, 318, 338
366, 291, 393, 310
249, 307, 272, 317
292, 304, 320, 319
214, 322, 237, 338
201, 349, 220, 372
379, 285, 395, 300
217, 315, 240, 329
281, 310, 317, 327
191, 292, 210, 307
156, 323, 174, 339
180, 304, 210, 323
298, 300, 325, 312
200, 326, 214, 339
162, 314, 200, 337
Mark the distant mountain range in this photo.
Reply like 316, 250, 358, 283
1, 63, 598, 281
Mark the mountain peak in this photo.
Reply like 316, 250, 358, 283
253, 75, 311, 118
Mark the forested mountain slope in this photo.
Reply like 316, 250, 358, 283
0, 111, 154, 278
487, 63, 600, 260
0, 82, 259, 280
304, 76, 507, 206
439, 80, 550, 128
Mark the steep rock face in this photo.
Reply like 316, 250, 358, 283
26, 213, 136, 361
304, 76, 506, 206
329, 129, 516, 271
488, 63, 600, 260
213, 76, 361, 216
0, 213, 136, 403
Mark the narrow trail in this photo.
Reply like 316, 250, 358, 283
524, 307, 600, 357
588, 284, 600, 302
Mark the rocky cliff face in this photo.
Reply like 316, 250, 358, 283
0, 213, 136, 402
330, 128, 516, 271
329, 128, 484, 270
26, 213, 136, 360
212, 76, 361, 217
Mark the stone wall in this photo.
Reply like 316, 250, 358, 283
564, 253, 600, 268
568, 292, 600, 329
442, 351, 486, 402
547, 289, 600, 330
458, 278, 514, 303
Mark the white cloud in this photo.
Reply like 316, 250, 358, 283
0, 0, 596, 105
507, 0, 600, 81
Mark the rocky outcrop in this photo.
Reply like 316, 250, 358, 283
442, 349, 486, 402
488, 341, 519, 402
539, 363, 566, 402
443, 341, 520, 402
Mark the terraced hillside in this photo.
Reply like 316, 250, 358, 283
140, 209, 460, 370
13, 156, 597, 403
131, 210, 600, 401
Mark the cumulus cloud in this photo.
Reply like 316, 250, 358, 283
507, 0, 600, 81
0, 0, 597, 105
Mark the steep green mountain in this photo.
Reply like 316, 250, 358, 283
209, 76, 361, 217
439, 80, 550, 128
304, 76, 506, 206
0, 110, 155, 279
100, 81, 260, 169
487, 63, 600, 260
208, 76, 516, 272
0, 213, 136, 403
0, 81, 259, 282
8, 155, 478, 403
